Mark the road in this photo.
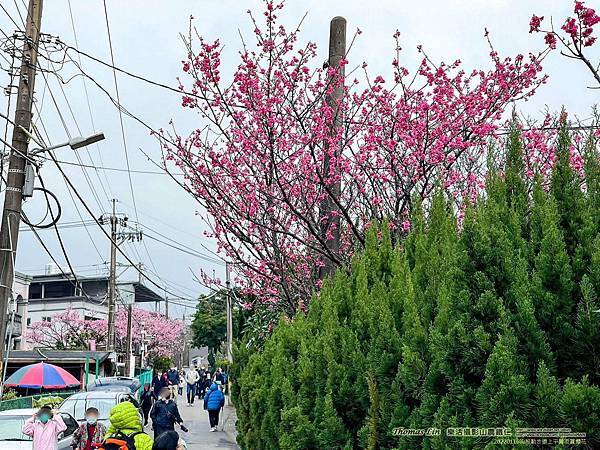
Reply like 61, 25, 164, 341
146, 395, 239, 450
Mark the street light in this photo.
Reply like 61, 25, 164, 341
30, 132, 105, 155
0, 131, 105, 161
14, 131, 106, 198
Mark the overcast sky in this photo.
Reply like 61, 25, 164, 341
0, 0, 598, 319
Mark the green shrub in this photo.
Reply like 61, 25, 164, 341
33, 396, 64, 408
235, 126, 600, 449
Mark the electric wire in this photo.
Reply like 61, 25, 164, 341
38, 45, 106, 212
65, 0, 113, 203
101, 0, 140, 227
48, 152, 207, 303
28, 92, 105, 260
23, 211, 96, 302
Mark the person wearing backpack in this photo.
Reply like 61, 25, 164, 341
203, 382, 225, 432
150, 387, 185, 439
100, 401, 153, 450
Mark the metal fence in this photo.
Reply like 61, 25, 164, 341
136, 369, 153, 399
0, 391, 74, 412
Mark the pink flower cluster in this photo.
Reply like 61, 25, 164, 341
28, 308, 185, 359
531, 1, 600, 49
161, 1, 567, 311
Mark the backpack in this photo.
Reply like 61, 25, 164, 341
99, 431, 141, 450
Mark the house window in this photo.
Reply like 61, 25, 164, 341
44, 282, 74, 299
27, 318, 31, 326
29, 283, 42, 299
42, 316, 51, 322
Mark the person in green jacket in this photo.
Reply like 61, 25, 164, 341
104, 401, 153, 450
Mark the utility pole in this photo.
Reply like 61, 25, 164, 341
124, 303, 133, 376
225, 262, 233, 363
0, 0, 44, 375
124, 262, 143, 377
318, 16, 346, 280
107, 199, 117, 351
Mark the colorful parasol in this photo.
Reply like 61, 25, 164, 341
4, 362, 80, 389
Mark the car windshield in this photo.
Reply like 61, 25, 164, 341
61, 397, 117, 420
0, 416, 32, 441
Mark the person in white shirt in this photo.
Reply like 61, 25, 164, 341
185, 367, 200, 405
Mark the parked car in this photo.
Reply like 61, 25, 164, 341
0, 408, 78, 449
59, 390, 142, 428
86, 377, 141, 393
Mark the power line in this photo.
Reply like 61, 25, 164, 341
22, 213, 95, 302
47, 152, 207, 303
0, 4, 22, 30
65, 0, 113, 203
42, 157, 177, 175
26, 78, 105, 261
142, 231, 224, 265
38, 43, 106, 212
101, 0, 139, 226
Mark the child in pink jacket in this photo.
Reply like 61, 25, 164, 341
22, 406, 67, 450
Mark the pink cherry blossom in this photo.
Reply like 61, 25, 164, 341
158, 1, 587, 314
529, 15, 544, 33
28, 308, 184, 359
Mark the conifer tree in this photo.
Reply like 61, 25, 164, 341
475, 328, 532, 425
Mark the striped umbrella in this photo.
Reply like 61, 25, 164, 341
4, 362, 80, 389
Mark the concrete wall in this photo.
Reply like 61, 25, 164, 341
27, 299, 108, 323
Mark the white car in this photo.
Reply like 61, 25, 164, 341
0, 408, 79, 449
60, 390, 142, 428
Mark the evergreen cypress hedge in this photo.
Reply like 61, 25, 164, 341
233, 126, 600, 449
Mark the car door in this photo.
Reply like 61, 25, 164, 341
58, 413, 79, 450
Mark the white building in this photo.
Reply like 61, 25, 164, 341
13, 265, 164, 350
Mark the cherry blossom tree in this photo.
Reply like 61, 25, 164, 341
28, 308, 185, 359
529, 0, 600, 87
27, 310, 106, 350
162, 1, 550, 313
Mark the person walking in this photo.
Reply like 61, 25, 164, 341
177, 374, 185, 398
102, 401, 153, 450
167, 367, 180, 402
195, 367, 204, 400
184, 368, 199, 406
21, 406, 67, 450
213, 368, 224, 385
152, 371, 168, 399
71, 407, 106, 450
150, 387, 186, 439
203, 382, 225, 432
140, 383, 154, 426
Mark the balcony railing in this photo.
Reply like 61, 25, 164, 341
4, 313, 22, 338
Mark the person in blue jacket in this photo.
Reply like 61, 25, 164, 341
203, 382, 225, 432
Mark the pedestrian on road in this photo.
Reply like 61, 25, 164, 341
203, 382, 225, 432
71, 407, 106, 450
151, 430, 187, 450
140, 383, 154, 426
102, 401, 153, 450
177, 374, 185, 397
167, 367, 180, 402
213, 367, 224, 384
21, 406, 66, 450
152, 371, 168, 398
150, 387, 185, 439
196, 366, 206, 399
184, 368, 199, 405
